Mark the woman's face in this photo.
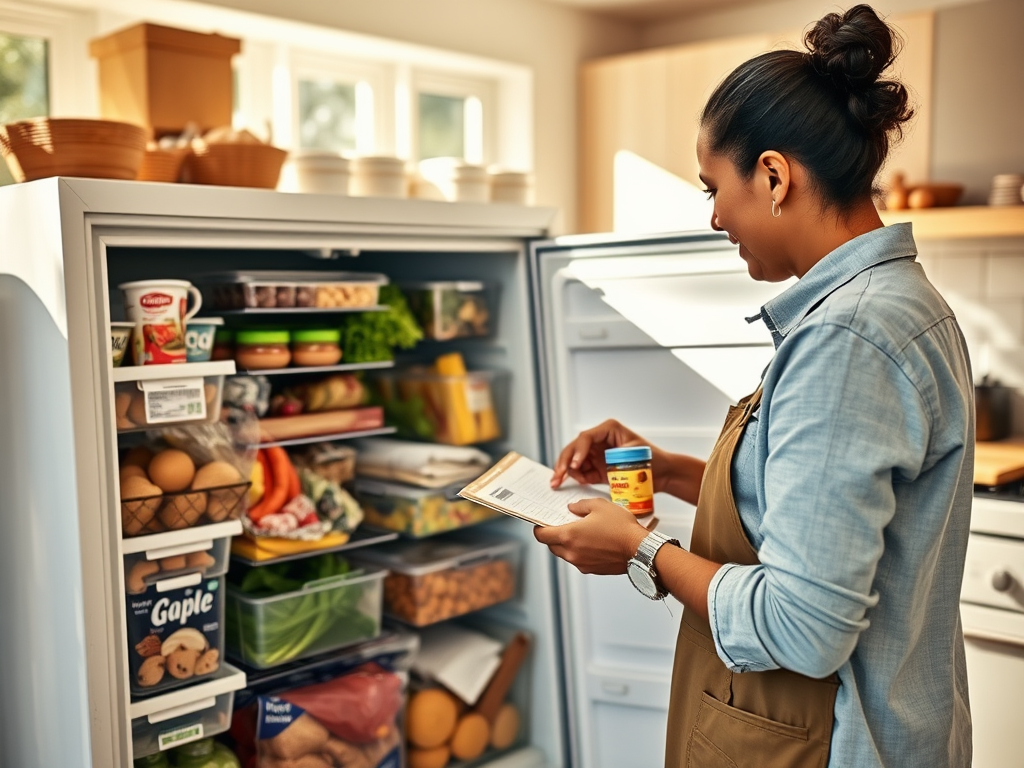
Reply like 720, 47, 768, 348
696, 130, 792, 283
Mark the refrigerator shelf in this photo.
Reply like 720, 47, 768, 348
236, 359, 395, 377
121, 520, 243, 556
252, 426, 396, 449
229, 525, 399, 567
112, 360, 236, 384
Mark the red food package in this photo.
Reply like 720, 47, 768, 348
280, 662, 402, 744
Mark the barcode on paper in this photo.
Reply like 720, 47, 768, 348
490, 487, 514, 502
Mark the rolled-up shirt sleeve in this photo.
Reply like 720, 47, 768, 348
708, 320, 931, 678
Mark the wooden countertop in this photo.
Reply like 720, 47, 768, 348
975, 440, 1024, 486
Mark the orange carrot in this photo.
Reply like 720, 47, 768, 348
286, 453, 301, 500
253, 446, 291, 521
247, 450, 274, 522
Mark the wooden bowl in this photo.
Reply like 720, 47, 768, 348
184, 142, 287, 189
0, 117, 146, 182
137, 147, 188, 183
907, 182, 964, 208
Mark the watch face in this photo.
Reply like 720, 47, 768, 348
627, 560, 659, 599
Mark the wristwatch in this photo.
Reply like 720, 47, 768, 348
627, 530, 680, 600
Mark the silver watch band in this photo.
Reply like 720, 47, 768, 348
635, 530, 677, 567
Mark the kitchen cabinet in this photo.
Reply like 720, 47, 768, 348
880, 204, 1024, 239
580, 12, 934, 233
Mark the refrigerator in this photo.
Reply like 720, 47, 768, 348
0, 177, 784, 768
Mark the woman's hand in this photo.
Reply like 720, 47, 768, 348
550, 420, 706, 505
550, 419, 658, 489
533, 498, 648, 575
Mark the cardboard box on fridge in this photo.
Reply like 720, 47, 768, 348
89, 22, 240, 139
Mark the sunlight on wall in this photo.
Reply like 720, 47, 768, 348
613, 149, 714, 234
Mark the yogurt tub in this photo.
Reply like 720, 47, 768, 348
290, 151, 351, 195
185, 317, 225, 363
111, 321, 136, 367
350, 156, 407, 198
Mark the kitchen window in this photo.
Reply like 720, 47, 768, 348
412, 72, 493, 165
0, 31, 49, 185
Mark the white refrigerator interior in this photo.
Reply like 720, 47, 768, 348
0, 178, 788, 768
531, 234, 785, 768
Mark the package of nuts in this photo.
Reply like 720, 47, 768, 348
124, 540, 229, 696
348, 533, 521, 627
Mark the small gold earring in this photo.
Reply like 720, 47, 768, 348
771, 199, 782, 218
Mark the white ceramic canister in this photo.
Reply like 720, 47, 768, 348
419, 157, 489, 202
291, 151, 351, 195
489, 171, 533, 205
350, 156, 408, 198
119, 279, 203, 365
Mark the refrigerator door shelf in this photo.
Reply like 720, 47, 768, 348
122, 520, 243, 556
235, 359, 395, 377
130, 664, 246, 758
111, 360, 236, 383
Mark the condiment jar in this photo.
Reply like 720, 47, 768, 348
234, 330, 291, 370
211, 327, 234, 361
292, 329, 343, 367
169, 738, 241, 768
605, 446, 654, 515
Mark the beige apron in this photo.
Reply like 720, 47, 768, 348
665, 389, 839, 768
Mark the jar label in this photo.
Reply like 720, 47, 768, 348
158, 723, 204, 751
607, 468, 654, 514
141, 378, 207, 424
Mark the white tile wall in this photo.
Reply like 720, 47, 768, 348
918, 236, 1024, 433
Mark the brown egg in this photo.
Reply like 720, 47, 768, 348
119, 465, 148, 485
450, 713, 490, 761
490, 703, 520, 750
159, 492, 207, 530
127, 394, 149, 427
193, 461, 244, 521
148, 450, 196, 492
115, 391, 132, 419
120, 475, 162, 536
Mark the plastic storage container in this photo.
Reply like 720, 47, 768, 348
352, 477, 498, 538
402, 281, 492, 340
350, 533, 521, 626
291, 329, 343, 367
197, 271, 387, 311
124, 538, 230, 595
234, 330, 291, 369
373, 367, 506, 445
130, 665, 245, 758
125, 550, 229, 696
225, 563, 386, 669
114, 374, 225, 433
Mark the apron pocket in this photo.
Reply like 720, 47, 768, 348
687, 691, 821, 768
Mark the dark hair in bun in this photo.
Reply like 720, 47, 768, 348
700, 4, 914, 208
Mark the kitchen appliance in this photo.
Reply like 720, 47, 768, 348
962, 485, 1024, 768
0, 178, 784, 768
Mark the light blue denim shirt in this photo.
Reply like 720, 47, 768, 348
709, 223, 974, 767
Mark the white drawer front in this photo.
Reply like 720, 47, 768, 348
961, 533, 1024, 612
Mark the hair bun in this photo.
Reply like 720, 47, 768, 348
804, 4, 897, 93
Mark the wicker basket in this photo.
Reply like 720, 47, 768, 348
137, 146, 188, 182
121, 481, 250, 537
184, 142, 287, 189
0, 117, 146, 182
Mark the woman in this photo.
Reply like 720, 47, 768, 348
538, 5, 973, 768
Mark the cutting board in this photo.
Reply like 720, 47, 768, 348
974, 440, 1024, 486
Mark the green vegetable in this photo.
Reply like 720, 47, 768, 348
227, 554, 380, 667
340, 284, 423, 363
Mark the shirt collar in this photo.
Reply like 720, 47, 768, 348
749, 223, 917, 347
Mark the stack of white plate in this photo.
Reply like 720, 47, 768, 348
989, 174, 1024, 206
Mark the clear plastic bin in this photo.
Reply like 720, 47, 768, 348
124, 538, 230, 595
372, 368, 507, 446
130, 665, 245, 758
350, 533, 521, 627
401, 281, 493, 340
196, 270, 388, 310
225, 564, 386, 669
121, 481, 249, 538
115, 375, 225, 433
126, 556, 228, 697
353, 477, 498, 538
